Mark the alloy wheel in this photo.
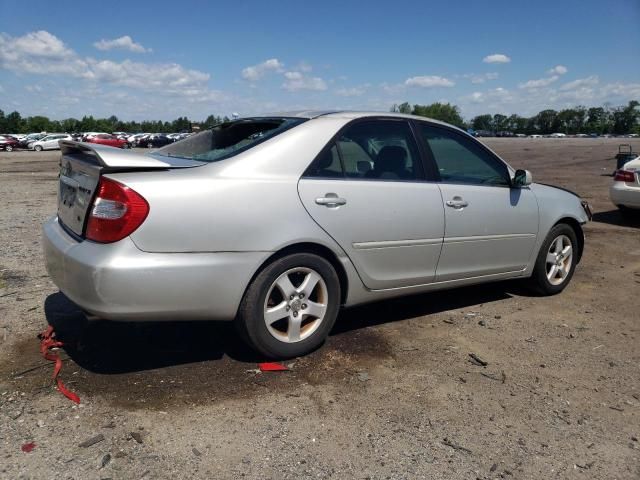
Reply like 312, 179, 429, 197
545, 234, 573, 285
263, 267, 328, 343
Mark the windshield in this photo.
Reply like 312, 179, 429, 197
153, 117, 306, 162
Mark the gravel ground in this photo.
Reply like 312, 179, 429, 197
0, 139, 639, 480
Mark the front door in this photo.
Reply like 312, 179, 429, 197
415, 122, 539, 282
298, 119, 445, 290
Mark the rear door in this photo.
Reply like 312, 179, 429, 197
298, 118, 445, 290
415, 122, 539, 281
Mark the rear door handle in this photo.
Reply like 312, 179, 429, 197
446, 196, 469, 209
315, 193, 347, 208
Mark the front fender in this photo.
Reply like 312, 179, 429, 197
526, 183, 589, 272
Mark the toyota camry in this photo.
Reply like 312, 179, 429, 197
43, 111, 592, 358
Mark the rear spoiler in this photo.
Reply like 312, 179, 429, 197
59, 140, 205, 169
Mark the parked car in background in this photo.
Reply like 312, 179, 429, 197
43, 111, 591, 358
81, 132, 109, 142
86, 134, 131, 149
127, 133, 148, 147
549, 133, 567, 138
19, 133, 47, 149
475, 130, 493, 137
31, 134, 73, 151
137, 134, 173, 148
0, 135, 20, 151
610, 155, 640, 217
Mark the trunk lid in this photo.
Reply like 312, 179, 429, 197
57, 140, 204, 237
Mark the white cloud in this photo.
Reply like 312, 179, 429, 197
0, 30, 217, 100
1, 30, 74, 59
86, 59, 210, 92
241, 58, 284, 81
335, 84, 370, 97
93, 35, 151, 53
282, 71, 327, 91
483, 54, 511, 64
519, 75, 559, 89
404, 75, 454, 88
559, 75, 599, 91
462, 72, 499, 84
0, 30, 89, 77
547, 65, 568, 75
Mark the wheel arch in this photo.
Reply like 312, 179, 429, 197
554, 217, 585, 263
240, 242, 349, 312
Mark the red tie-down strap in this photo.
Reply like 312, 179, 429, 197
38, 326, 80, 404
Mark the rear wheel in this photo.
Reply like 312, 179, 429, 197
5, 145, 13, 152
34, 145, 43, 152
528, 224, 578, 295
122, 143, 131, 149
236, 253, 341, 359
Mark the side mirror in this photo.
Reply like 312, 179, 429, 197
513, 169, 532, 187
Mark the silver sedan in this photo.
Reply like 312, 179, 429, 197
43, 112, 592, 358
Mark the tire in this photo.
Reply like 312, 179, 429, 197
34, 145, 43, 152
236, 253, 341, 359
528, 223, 578, 295
5, 145, 13, 152
122, 143, 130, 149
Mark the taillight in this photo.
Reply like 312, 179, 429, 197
614, 170, 636, 183
86, 177, 149, 243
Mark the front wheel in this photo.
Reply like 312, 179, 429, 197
5, 145, 13, 152
528, 224, 578, 295
236, 253, 341, 359
34, 145, 43, 152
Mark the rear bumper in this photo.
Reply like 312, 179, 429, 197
610, 184, 640, 209
42, 216, 268, 321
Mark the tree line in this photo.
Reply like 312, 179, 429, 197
392, 100, 639, 135
2, 101, 638, 135
0, 111, 230, 134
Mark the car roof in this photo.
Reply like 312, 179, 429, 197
248, 110, 459, 130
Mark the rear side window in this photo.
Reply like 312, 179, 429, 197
305, 119, 424, 181
305, 144, 343, 178
154, 117, 306, 162
418, 124, 510, 186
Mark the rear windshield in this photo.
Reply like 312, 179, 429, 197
153, 117, 306, 162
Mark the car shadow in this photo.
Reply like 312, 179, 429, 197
44, 293, 262, 374
592, 209, 640, 228
44, 280, 524, 375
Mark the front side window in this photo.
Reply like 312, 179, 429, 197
305, 119, 423, 181
418, 123, 510, 186
153, 117, 306, 162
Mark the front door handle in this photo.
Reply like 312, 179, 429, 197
315, 193, 347, 208
446, 196, 469, 209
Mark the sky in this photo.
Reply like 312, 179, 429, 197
0, 0, 639, 121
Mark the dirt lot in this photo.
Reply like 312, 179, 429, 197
1, 138, 639, 480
